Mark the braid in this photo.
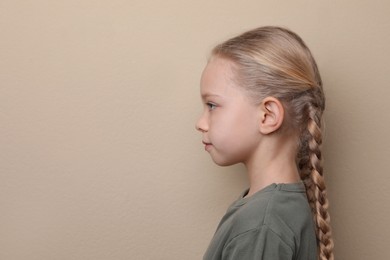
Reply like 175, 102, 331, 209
299, 102, 334, 260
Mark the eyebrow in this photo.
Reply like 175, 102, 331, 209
201, 93, 222, 99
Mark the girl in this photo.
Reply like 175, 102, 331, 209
196, 26, 334, 260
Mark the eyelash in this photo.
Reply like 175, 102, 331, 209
206, 102, 217, 111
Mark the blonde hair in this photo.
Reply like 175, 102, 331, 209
212, 26, 334, 259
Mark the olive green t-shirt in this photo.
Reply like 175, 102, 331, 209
203, 182, 317, 260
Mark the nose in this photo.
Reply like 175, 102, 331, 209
195, 113, 208, 132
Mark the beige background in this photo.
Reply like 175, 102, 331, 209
1, 0, 389, 259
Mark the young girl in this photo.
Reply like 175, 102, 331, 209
196, 26, 334, 260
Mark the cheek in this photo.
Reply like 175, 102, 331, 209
227, 113, 259, 147
212, 112, 256, 143
205, 118, 227, 148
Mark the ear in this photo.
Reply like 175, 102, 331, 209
258, 97, 284, 134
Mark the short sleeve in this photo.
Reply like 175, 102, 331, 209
221, 225, 293, 260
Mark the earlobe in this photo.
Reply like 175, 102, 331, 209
259, 97, 284, 134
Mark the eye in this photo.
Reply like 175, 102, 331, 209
206, 102, 217, 111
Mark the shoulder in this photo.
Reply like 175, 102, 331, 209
203, 183, 317, 260
222, 224, 294, 259
228, 183, 315, 250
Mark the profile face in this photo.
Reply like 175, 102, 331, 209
195, 57, 261, 166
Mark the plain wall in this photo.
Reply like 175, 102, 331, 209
1, 0, 390, 259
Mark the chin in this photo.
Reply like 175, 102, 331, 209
211, 157, 239, 167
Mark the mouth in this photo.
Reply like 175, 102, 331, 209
202, 141, 213, 151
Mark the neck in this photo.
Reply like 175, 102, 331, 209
244, 135, 301, 197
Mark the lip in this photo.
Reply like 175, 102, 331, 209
202, 141, 213, 151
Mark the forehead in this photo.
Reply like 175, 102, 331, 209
200, 57, 238, 97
